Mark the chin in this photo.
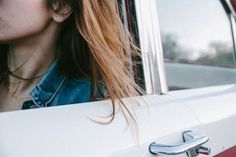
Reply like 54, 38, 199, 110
0, 36, 23, 44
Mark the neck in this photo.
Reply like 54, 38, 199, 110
7, 21, 59, 94
8, 42, 56, 82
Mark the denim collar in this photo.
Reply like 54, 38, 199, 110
29, 61, 66, 107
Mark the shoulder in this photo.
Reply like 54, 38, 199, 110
30, 60, 92, 107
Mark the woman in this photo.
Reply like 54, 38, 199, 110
0, 0, 142, 121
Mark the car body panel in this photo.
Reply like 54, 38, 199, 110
0, 94, 201, 157
168, 84, 236, 156
215, 146, 236, 157
1, 84, 235, 157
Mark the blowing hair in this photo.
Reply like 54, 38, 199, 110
0, 0, 143, 124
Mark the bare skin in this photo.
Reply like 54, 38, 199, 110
0, 0, 71, 112
0, 22, 58, 112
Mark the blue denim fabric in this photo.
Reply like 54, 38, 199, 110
21, 61, 91, 110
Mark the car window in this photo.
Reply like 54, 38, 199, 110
119, 0, 145, 91
0, 0, 145, 113
157, 0, 236, 90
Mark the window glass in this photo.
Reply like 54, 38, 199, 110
157, 0, 236, 90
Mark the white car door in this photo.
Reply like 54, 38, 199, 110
0, 94, 201, 157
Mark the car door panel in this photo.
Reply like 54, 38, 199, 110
167, 84, 236, 156
0, 94, 202, 157
215, 145, 236, 157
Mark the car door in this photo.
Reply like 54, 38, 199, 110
0, 0, 236, 157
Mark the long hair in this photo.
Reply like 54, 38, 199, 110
0, 0, 143, 123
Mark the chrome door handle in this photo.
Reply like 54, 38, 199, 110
149, 131, 211, 156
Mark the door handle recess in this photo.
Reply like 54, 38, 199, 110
149, 131, 211, 156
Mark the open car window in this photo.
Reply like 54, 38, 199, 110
118, 0, 145, 91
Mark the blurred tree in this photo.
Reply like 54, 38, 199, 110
196, 41, 235, 66
162, 33, 235, 67
162, 33, 193, 62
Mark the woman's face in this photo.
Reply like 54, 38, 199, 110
0, 0, 51, 43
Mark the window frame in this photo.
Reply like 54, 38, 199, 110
134, 0, 168, 95
223, 0, 236, 62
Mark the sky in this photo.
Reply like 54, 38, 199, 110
157, 0, 233, 58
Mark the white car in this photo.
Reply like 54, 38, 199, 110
0, 0, 236, 157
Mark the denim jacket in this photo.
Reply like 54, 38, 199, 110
21, 61, 91, 110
